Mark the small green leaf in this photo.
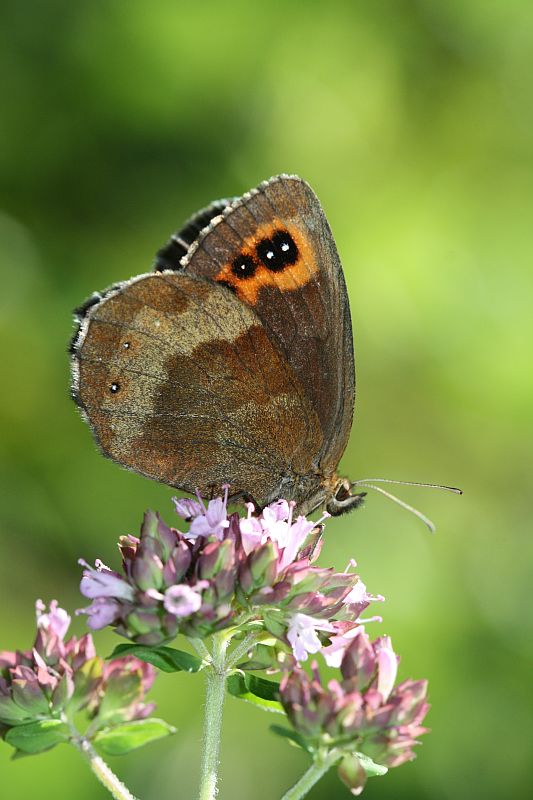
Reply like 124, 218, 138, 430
0, 696, 33, 725
227, 673, 246, 693
107, 643, 202, 673
245, 675, 281, 702
262, 611, 287, 639
11, 683, 49, 716
236, 643, 276, 671
356, 751, 388, 777
269, 724, 313, 754
5, 719, 70, 754
227, 674, 284, 714
93, 718, 176, 756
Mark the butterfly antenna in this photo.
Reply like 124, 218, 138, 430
353, 478, 462, 495
351, 480, 458, 533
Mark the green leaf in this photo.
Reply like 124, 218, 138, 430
93, 718, 176, 756
5, 719, 70, 754
356, 751, 388, 777
245, 674, 281, 702
107, 643, 202, 673
227, 674, 284, 714
236, 643, 276, 671
269, 724, 313, 754
262, 611, 287, 639
0, 696, 33, 725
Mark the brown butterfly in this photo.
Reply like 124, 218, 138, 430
71, 175, 433, 519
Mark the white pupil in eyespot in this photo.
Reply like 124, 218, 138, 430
267, 250, 274, 259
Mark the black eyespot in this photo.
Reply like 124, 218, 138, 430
122, 342, 130, 350
231, 254, 257, 279
256, 229, 298, 272
109, 382, 121, 394
272, 230, 298, 265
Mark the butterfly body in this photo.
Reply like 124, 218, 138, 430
71, 176, 364, 516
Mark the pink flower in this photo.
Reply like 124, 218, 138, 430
79, 559, 135, 601
239, 503, 263, 554
265, 499, 290, 521
172, 497, 204, 520
35, 599, 71, 641
164, 584, 204, 617
322, 623, 362, 668
77, 597, 122, 630
238, 500, 322, 570
375, 635, 398, 701
278, 515, 316, 570
343, 573, 384, 614
343, 580, 369, 605
188, 487, 230, 540
260, 502, 292, 542
287, 612, 336, 662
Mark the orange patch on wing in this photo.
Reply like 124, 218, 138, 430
214, 220, 318, 306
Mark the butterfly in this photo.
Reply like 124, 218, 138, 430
70, 176, 372, 517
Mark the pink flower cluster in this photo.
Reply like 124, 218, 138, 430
280, 628, 429, 794
75, 491, 429, 793
0, 600, 156, 748
78, 491, 381, 662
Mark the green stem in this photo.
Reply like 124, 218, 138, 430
73, 735, 138, 800
226, 632, 258, 669
280, 752, 340, 800
198, 633, 229, 800
188, 636, 211, 662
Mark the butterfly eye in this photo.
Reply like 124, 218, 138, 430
231, 254, 257, 279
256, 230, 299, 272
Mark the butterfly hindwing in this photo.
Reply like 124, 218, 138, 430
71, 271, 323, 506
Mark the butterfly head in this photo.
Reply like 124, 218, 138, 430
325, 477, 366, 517
293, 476, 366, 518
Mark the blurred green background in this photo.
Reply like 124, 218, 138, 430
1, 1, 532, 798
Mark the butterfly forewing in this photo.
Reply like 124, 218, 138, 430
154, 198, 233, 271
179, 175, 355, 475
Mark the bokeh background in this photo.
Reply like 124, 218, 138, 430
1, 1, 532, 798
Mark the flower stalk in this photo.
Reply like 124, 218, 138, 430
280, 751, 340, 800
198, 633, 229, 800
72, 733, 138, 800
